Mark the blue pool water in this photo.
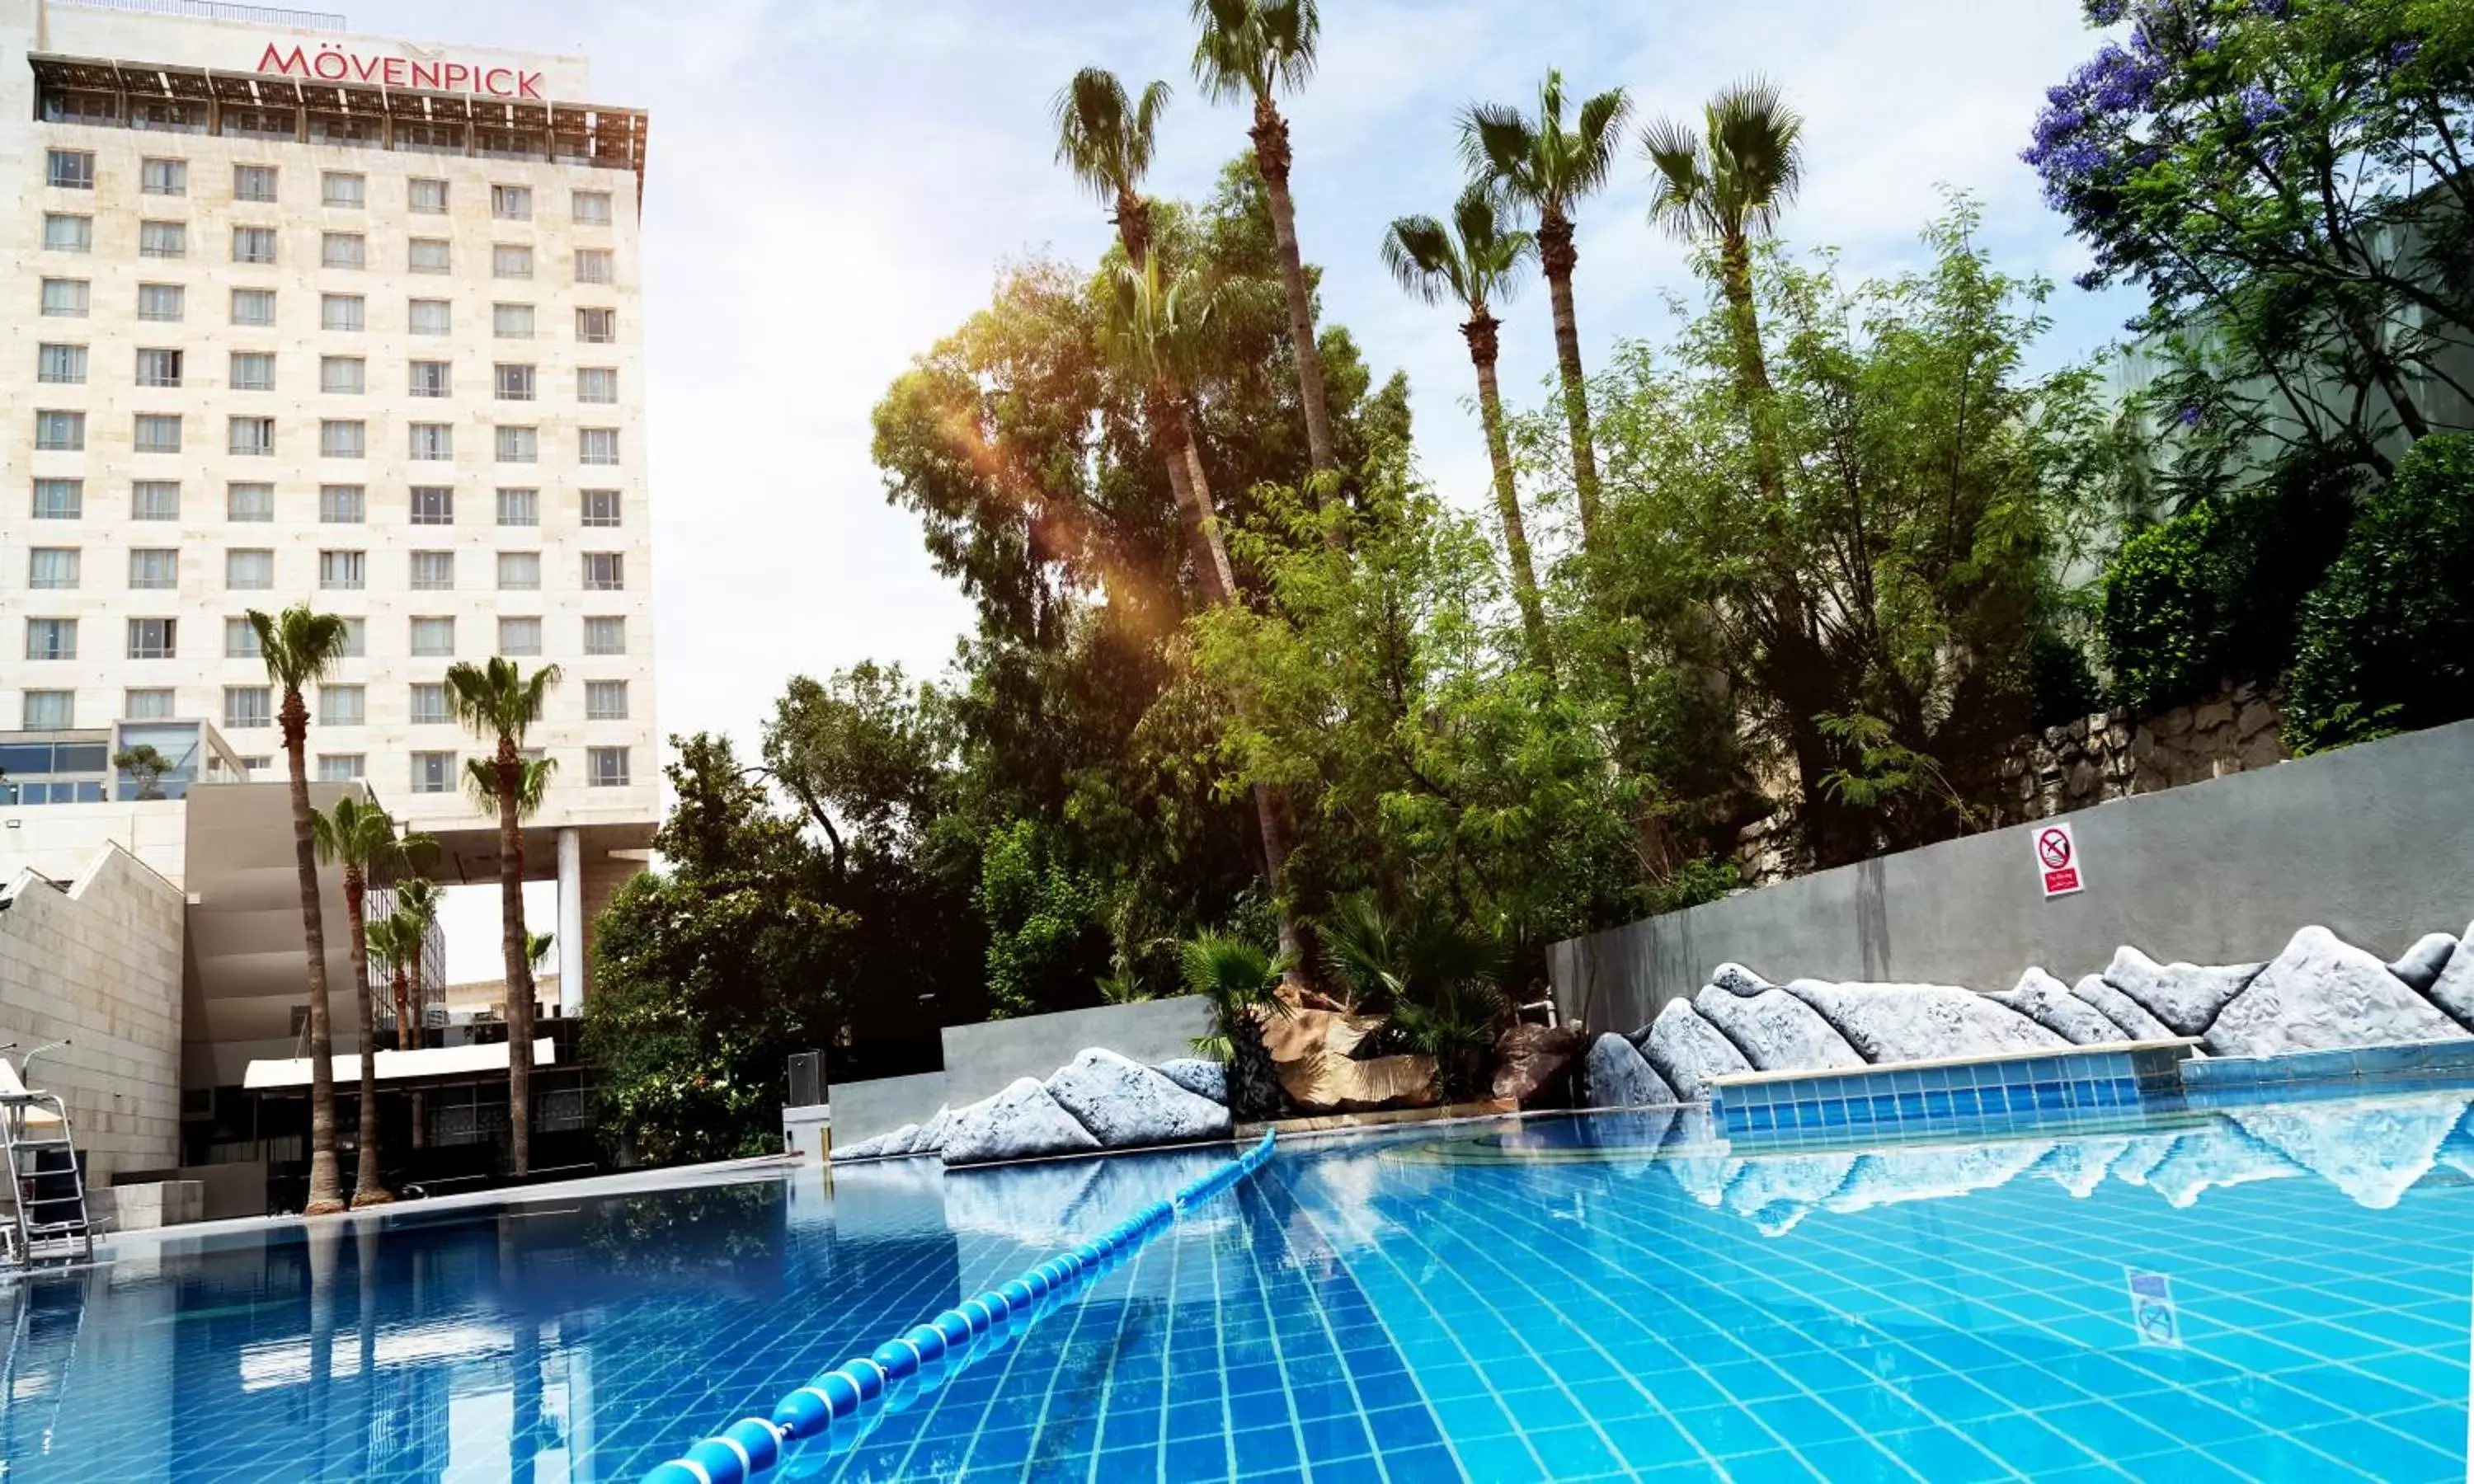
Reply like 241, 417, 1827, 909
6, 1086, 2473, 1482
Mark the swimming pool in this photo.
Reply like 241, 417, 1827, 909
6, 1085, 2470, 1482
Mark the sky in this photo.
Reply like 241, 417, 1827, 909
339, 0, 2138, 974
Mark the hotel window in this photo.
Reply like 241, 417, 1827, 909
133, 481, 180, 520
410, 617, 455, 657
409, 298, 452, 336
576, 308, 616, 344
319, 420, 366, 458
39, 345, 87, 384
231, 351, 276, 390
233, 165, 279, 203
228, 416, 275, 457
322, 294, 365, 331
125, 689, 175, 721
496, 488, 539, 526
408, 237, 452, 274
409, 683, 449, 726
320, 686, 365, 727
408, 177, 449, 214
496, 364, 536, 401
136, 348, 183, 387
577, 367, 618, 404
139, 284, 185, 322
586, 681, 629, 721
127, 618, 177, 660
224, 617, 261, 659
493, 303, 535, 340
231, 226, 277, 264
322, 232, 366, 270
128, 548, 179, 589
26, 618, 78, 660
28, 549, 79, 589
43, 214, 92, 252
497, 552, 541, 590
574, 248, 614, 285
33, 480, 83, 519
411, 551, 454, 590
318, 549, 365, 590
587, 748, 631, 788
35, 411, 84, 450
141, 157, 186, 196
320, 356, 365, 394
319, 486, 365, 524
228, 483, 275, 522
410, 487, 454, 525
584, 616, 627, 655
583, 552, 626, 590
46, 149, 94, 189
42, 279, 90, 317
322, 171, 365, 208
411, 752, 454, 793
340, 618, 365, 657
139, 220, 186, 259
318, 755, 365, 782
496, 426, 539, 463
572, 190, 614, 226
491, 185, 533, 221
580, 428, 620, 465
498, 616, 542, 655
409, 424, 453, 461
223, 687, 272, 730
232, 288, 275, 326
23, 692, 75, 730
492, 244, 534, 279
581, 491, 623, 528
136, 415, 183, 453
227, 549, 274, 589
408, 360, 452, 398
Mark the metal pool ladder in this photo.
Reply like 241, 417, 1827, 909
2, 1042, 95, 1274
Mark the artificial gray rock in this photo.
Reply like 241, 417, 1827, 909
909, 1105, 953, 1158
2421, 920, 2474, 1029
1781, 979, 2068, 1064
1693, 986, 1863, 1072
1044, 1049, 1233, 1149
1640, 998, 1752, 1101
2067, 974, 2175, 1043
939, 1077, 1104, 1167
1988, 969, 2127, 1046
1706, 962, 1774, 998
2102, 946, 2264, 1036
2231, 1095, 2473, 1210
1582, 1032, 1675, 1109
833, 1122, 920, 1163
2387, 932, 2459, 994
2203, 925, 2472, 1058
1153, 1058, 1228, 1106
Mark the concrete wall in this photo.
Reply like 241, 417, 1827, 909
825, 1070, 948, 1148
1553, 719, 2474, 1036
0, 842, 186, 1183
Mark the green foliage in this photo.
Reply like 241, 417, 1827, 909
976, 818, 1108, 1020
1387, 978, 1507, 1101
2100, 505, 2218, 714
2028, 623, 2104, 730
1644, 857, 1738, 916
2285, 434, 2474, 753
111, 744, 172, 800
1178, 929, 1289, 1061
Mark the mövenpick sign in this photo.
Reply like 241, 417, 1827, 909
256, 42, 546, 98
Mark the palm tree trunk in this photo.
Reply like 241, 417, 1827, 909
1249, 97, 1342, 491
396, 960, 425, 1150
1719, 236, 1784, 504
343, 871, 390, 1206
1467, 311, 1552, 674
1537, 212, 1602, 551
285, 690, 343, 1215
496, 742, 534, 1177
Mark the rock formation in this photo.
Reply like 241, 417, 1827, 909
1491, 1023, 1587, 1105
2202, 927, 2470, 1058
1640, 999, 1752, 1100
1693, 986, 1863, 1072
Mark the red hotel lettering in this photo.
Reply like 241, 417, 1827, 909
519, 71, 543, 98
382, 57, 407, 87
484, 67, 514, 96
312, 48, 348, 79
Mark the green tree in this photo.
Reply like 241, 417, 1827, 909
1178, 929, 1289, 1116
1053, 67, 1173, 270
375, 876, 440, 1053
310, 796, 434, 1206
247, 603, 353, 1215
444, 657, 560, 1176
112, 743, 173, 801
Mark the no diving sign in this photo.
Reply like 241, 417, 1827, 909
2036, 822, 2085, 899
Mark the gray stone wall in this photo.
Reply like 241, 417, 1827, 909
1992, 682, 2286, 829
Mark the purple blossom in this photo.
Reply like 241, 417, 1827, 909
2085, 0, 2130, 21
2385, 39, 2422, 72
2240, 85, 2287, 127
2176, 404, 2204, 427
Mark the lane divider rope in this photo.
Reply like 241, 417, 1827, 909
642, 1130, 1278, 1484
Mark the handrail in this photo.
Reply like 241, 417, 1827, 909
642, 1132, 1277, 1484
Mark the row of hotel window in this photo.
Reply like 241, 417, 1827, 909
22, 614, 626, 661
31, 411, 621, 463
36, 280, 618, 339
23, 665, 627, 721
46, 152, 617, 223
28, 480, 618, 527
43, 216, 615, 283
37, 347, 617, 401
18, 548, 626, 592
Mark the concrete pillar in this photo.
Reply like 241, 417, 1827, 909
557, 828, 584, 1017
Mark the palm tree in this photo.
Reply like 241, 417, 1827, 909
1383, 186, 1552, 670
248, 603, 353, 1215
369, 876, 440, 1150
311, 797, 435, 1207
444, 658, 561, 1176
1053, 67, 1172, 270
1642, 77, 1805, 500
1180, 930, 1291, 1117
1461, 71, 1632, 552
1189, 0, 1340, 479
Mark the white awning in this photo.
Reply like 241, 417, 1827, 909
242, 1038, 556, 1090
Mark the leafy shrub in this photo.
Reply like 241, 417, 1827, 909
1647, 857, 1739, 915
2028, 625, 2104, 730
2101, 505, 2221, 714
2284, 434, 2474, 754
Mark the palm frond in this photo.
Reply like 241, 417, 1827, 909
1189, 0, 1318, 103
463, 754, 556, 821
1380, 214, 1465, 307
1052, 67, 1170, 203
246, 603, 350, 693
